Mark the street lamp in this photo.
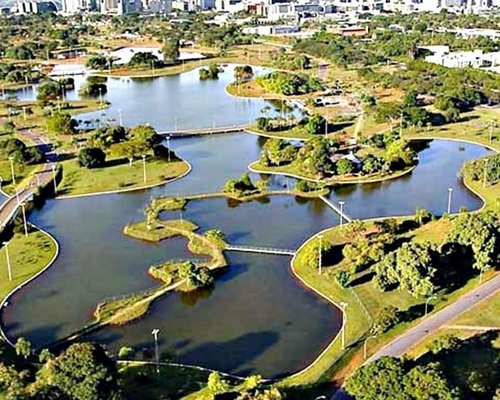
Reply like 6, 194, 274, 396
98, 87, 103, 106
142, 155, 147, 184
151, 328, 160, 375
338, 201, 345, 226
21, 202, 28, 237
8, 156, 16, 186
447, 187, 453, 214
2, 242, 12, 281
118, 109, 123, 126
340, 301, 348, 350
425, 295, 437, 317
363, 335, 377, 360
318, 235, 323, 275
483, 158, 490, 188
51, 164, 57, 195
166, 136, 171, 162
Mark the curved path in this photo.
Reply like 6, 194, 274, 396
332, 274, 500, 400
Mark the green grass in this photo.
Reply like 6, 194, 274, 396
282, 216, 498, 387
0, 229, 57, 304
57, 156, 189, 197
124, 219, 198, 242
453, 292, 500, 327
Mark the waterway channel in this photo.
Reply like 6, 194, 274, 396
1, 66, 493, 378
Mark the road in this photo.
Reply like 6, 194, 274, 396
333, 273, 500, 400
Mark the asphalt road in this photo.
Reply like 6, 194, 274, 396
332, 273, 500, 400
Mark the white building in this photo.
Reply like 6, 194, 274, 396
425, 48, 500, 69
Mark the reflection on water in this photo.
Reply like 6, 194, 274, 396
1, 131, 493, 377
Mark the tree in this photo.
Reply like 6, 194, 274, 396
403, 364, 461, 400
37, 79, 61, 102
414, 208, 433, 226
336, 158, 355, 175
162, 38, 180, 64
79, 76, 107, 97
335, 270, 351, 288
371, 306, 400, 335
47, 342, 122, 400
78, 147, 106, 169
112, 141, 139, 166
345, 357, 407, 400
199, 64, 220, 80
46, 112, 77, 135
385, 139, 417, 169
129, 125, 161, 152
117, 346, 134, 359
39, 348, 54, 363
207, 372, 229, 397
243, 375, 261, 390
234, 65, 254, 81
362, 154, 384, 174
302, 114, 326, 135
15, 338, 32, 359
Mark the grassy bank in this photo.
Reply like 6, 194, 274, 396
57, 157, 189, 197
0, 228, 58, 305
282, 217, 497, 387
124, 220, 198, 242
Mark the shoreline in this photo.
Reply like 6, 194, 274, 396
0, 131, 496, 384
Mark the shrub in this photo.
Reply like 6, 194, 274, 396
78, 147, 106, 169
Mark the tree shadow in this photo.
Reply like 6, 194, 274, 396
177, 331, 280, 375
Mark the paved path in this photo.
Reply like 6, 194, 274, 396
332, 274, 500, 400
0, 128, 56, 228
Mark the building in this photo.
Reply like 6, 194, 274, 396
16, 0, 58, 13
242, 25, 299, 35
62, 0, 87, 13
424, 47, 500, 69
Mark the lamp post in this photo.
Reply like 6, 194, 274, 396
425, 295, 437, 317
166, 136, 171, 162
338, 201, 345, 226
21, 202, 28, 237
483, 158, 490, 188
142, 155, 147, 184
151, 328, 160, 375
118, 108, 123, 126
9, 156, 16, 186
363, 335, 377, 360
3, 242, 12, 281
340, 301, 348, 349
318, 235, 323, 275
479, 267, 485, 284
51, 164, 57, 195
447, 187, 453, 214
98, 87, 103, 106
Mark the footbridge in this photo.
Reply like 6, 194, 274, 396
159, 124, 250, 137
319, 195, 353, 223
225, 244, 295, 256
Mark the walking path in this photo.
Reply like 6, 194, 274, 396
0, 128, 56, 228
225, 244, 295, 256
332, 273, 500, 400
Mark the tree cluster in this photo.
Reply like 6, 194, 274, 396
0, 138, 44, 166
256, 71, 323, 96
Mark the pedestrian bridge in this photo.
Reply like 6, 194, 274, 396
225, 245, 295, 256
159, 125, 249, 137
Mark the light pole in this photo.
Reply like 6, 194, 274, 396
166, 136, 171, 162
51, 164, 57, 195
338, 201, 345, 226
340, 301, 348, 350
483, 158, 490, 188
447, 187, 453, 214
425, 295, 437, 317
479, 267, 485, 284
21, 202, 28, 237
318, 235, 323, 275
142, 155, 147, 184
151, 328, 160, 375
363, 335, 377, 360
9, 156, 16, 186
99, 87, 103, 106
118, 109, 123, 126
22, 106, 27, 121
3, 242, 12, 281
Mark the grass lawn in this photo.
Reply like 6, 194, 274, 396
124, 219, 198, 242
57, 156, 189, 197
403, 108, 500, 152
120, 363, 210, 400
0, 228, 57, 304
282, 216, 497, 387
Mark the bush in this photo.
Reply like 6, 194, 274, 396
78, 147, 106, 169
335, 270, 351, 288
117, 346, 134, 359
